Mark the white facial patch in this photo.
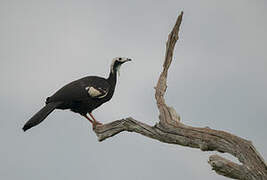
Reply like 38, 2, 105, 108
110, 57, 130, 74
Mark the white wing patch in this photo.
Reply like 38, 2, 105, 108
85, 86, 108, 98
86, 87, 101, 97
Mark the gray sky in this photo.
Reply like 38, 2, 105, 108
1, 0, 266, 180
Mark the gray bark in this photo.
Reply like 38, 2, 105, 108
93, 12, 267, 180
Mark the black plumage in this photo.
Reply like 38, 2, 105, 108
23, 57, 131, 132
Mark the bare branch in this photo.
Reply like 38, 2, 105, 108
209, 155, 249, 179
94, 117, 267, 179
93, 11, 267, 180
208, 154, 267, 180
155, 11, 183, 127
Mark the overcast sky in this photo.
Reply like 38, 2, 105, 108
1, 0, 266, 180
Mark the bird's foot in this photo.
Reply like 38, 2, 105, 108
94, 120, 102, 126
92, 120, 103, 129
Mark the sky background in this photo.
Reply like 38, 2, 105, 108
0, 0, 266, 180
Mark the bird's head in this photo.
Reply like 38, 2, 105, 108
110, 57, 131, 75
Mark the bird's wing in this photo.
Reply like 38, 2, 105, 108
85, 86, 109, 99
48, 76, 110, 102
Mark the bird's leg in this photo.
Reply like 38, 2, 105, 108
83, 114, 93, 124
89, 113, 102, 126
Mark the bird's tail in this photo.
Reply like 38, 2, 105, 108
23, 102, 62, 132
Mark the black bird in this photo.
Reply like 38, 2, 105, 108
23, 57, 131, 132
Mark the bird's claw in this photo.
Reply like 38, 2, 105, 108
92, 121, 103, 129
94, 121, 102, 126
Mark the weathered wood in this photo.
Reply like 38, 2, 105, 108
93, 12, 267, 180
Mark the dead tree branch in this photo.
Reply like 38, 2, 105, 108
93, 12, 267, 180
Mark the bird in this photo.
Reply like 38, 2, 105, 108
22, 57, 131, 132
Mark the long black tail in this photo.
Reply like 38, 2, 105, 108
23, 102, 62, 132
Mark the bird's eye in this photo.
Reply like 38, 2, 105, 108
119, 58, 122, 60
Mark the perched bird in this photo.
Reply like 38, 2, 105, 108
23, 57, 131, 132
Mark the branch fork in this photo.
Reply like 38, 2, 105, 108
93, 12, 267, 180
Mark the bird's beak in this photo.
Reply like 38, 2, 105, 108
124, 58, 132, 63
